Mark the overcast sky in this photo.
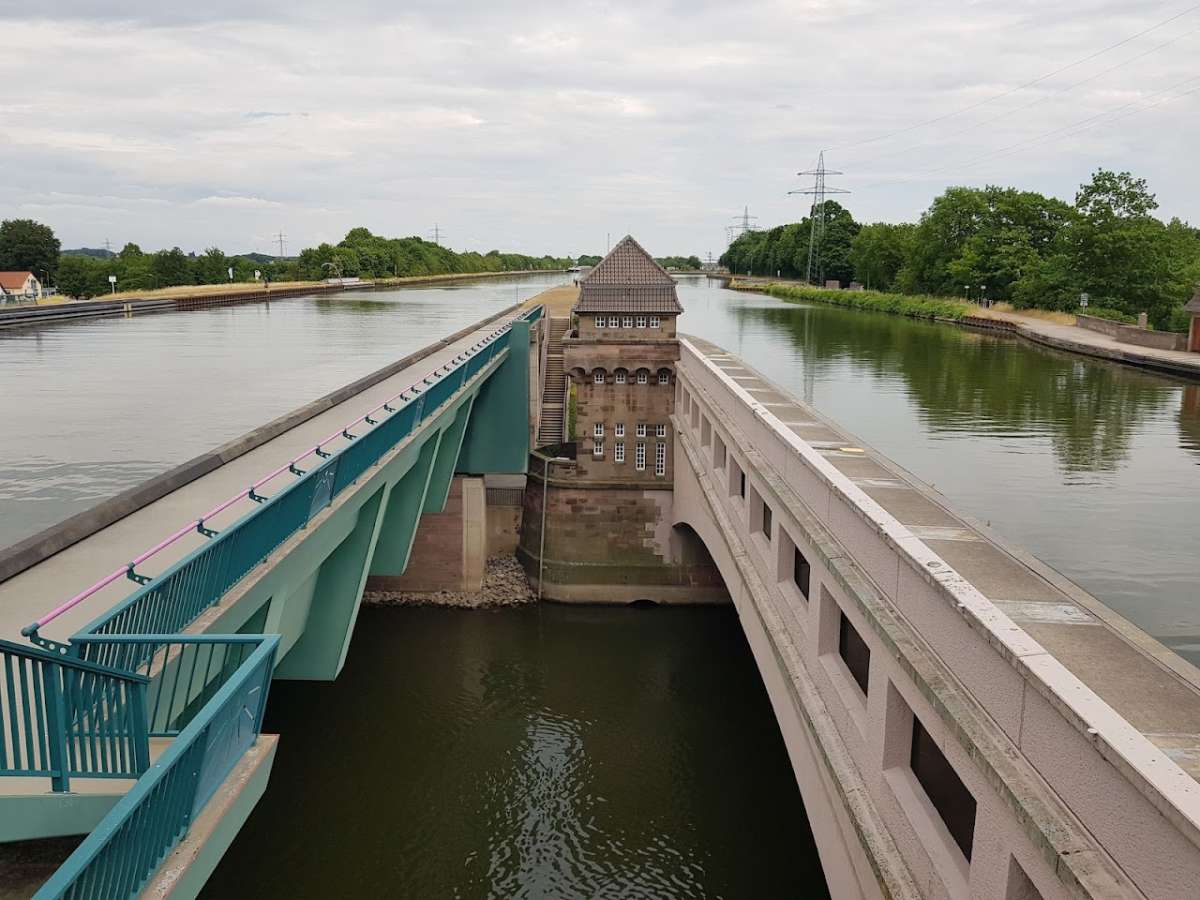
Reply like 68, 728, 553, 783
1, 1, 1196, 258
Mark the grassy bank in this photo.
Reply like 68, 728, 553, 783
735, 280, 974, 321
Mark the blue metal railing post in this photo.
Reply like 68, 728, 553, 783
42, 664, 69, 793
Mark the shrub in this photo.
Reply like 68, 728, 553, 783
761, 284, 973, 321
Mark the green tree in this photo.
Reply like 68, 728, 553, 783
850, 223, 915, 291
0, 219, 61, 284
151, 247, 191, 287
56, 255, 108, 299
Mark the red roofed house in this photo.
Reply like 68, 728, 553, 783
0, 271, 42, 302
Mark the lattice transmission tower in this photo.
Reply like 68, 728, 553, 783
788, 151, 850, 284
729, 205, 758, 240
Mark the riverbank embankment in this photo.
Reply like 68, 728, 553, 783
733, 279, 1200, 381
363, 555, 535, 608
0, 269, 564, 331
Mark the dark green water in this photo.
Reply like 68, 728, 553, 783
204, 606, 826, 899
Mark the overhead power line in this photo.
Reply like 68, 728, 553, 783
860, 73, 1200, 189
832, 2, 1200, 153
849, 24, 1200, 172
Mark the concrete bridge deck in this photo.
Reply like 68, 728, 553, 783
0, 306, 529, 645
673, 334, 1200, 900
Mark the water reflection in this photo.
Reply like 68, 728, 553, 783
734, 303, 1177, 475
204, 606, 825, 899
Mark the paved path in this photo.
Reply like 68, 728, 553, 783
980, 309, 1200, 379
0, 305, 534, 644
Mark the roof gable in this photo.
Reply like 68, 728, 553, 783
581, 236, 676, 287
1186, 287, 1200, 314
0, 271, 34, 290
574, 236, 684, 315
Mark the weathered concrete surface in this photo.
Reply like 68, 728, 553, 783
139, 735, 278, 899
674, 334, 1200, 900
0, 302, 525, 586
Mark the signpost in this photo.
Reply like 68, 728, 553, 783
108, 275, 117, 295
1080, 292, 1089, 309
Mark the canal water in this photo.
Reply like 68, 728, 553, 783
6, 274, 1199, 897
0, 274, 561, 550
203, 605, 826, 899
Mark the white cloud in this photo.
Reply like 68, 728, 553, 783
1, 1, 1196, 256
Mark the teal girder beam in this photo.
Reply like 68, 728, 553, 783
273, 485, 387, 681
457, 319, 531, 474
367, 429, 443, 578
423, 394, 476, 514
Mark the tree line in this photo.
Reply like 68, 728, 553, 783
0, 221, 575, 300
719, 170, 1200, 331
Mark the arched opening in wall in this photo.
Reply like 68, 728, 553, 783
670, 523, 730, 602
627, 598, 659, 608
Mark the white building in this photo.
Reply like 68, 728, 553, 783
0, 271, 42, 301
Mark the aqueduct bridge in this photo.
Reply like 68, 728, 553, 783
2, 292, 1199, 899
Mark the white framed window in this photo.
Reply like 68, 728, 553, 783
636, 424, 647, 438
594, 422, 604, 439
649, 316, 661, 328
655, 442, 666, 476
615, 423, 625, 438
593, 441, 604, 458
635, 442, 646, 471
656, 424, 667, 438
595, 315, 606, 328
636, 370, 648, 384
636, 315, 647, 328
615, 370, 627, 384
658, 371, 669, 385
593, 371, 605, 384
614, 441, 625, 463
622, 316, 633, 328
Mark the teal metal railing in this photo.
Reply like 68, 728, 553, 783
17, 306, 542, 899
0, 638, 149, 791
34, 635, 278, 900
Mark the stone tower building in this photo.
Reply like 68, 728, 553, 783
563, 235, 683, 483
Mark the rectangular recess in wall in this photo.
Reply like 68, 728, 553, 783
700, 415, 712, 448
911, 718, 976, 861
728, 459, 744, 499
838, 612, 870, 696
713, 435, 727, 471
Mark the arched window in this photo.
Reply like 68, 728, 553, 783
594, 370, 605, 384
657, 369, 671, 385
636, 370, 648, 385
615, 369, 628, 384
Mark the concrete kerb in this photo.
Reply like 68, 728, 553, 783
679, 337, 1200, 851
0, 302, 525, 585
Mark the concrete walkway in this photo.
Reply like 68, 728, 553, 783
978, 309, 1200, 380
0, 303, 537, 644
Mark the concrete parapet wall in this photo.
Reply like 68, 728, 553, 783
674, 337, 1200, 900
1075, 313, 1187, 351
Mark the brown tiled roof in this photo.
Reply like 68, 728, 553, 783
1185, 288, 1200, 314
0, 271, 34, 290
574, 236, 683, 314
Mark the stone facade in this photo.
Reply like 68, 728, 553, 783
518, 453, 727, 604
563, 235, 683, 485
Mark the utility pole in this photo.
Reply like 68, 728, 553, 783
274, 231, 287, 258
428, 224, 445, 246
104, 238, 113, 257
789, 151, 850, 285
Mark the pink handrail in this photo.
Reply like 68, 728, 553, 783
23, 315, 523, 635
